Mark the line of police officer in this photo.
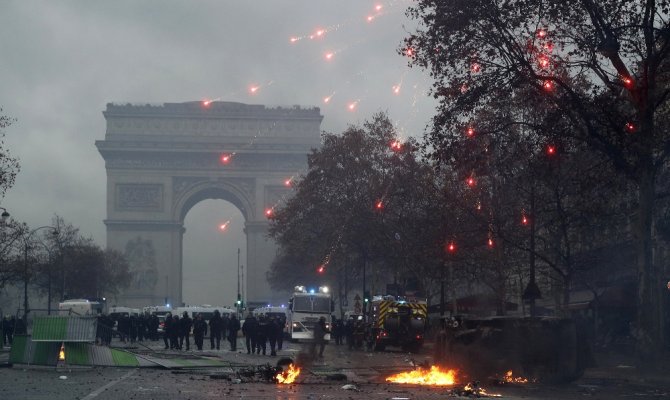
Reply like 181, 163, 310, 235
242, 313, 284, 356
162, 310, 241, 351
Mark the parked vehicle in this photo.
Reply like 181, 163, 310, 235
58, 299, 104, 316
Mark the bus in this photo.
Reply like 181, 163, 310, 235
287, 286, 332, 341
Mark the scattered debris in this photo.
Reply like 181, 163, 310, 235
341, 384, 359, 391
325, 373, 347, 381
59, 376, 67, 380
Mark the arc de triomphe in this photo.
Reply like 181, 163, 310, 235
96, 101, 322, 308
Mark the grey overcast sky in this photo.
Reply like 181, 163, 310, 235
0, 0, 434, 306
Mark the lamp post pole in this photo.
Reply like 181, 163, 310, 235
21, 225, 58, 323
235, 247, 242, 316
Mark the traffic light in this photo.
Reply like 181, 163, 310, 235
236, 293, 242, 306
364, 291, 370, 303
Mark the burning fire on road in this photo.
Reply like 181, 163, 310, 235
500, 370, 529, 384
275, 363, 301, 384
385, 365, 502, 397
385, 365, 456, 386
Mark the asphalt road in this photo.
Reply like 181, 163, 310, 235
1, 340, 669, 399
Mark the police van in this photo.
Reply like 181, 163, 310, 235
58, 299, 104, 316
173, 305, 236, 322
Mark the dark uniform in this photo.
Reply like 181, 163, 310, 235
170, 315, 181, 349
209, 310, 223, 350
149, 314, 159, 341
192, 314, 207, 350
276, 317, 285, 351
163, 313, 172, 349
310, 316, 329, 358
267, 317, 279, 356
2, 316, 14, 346
255, 316, 268, 355
242, 314, 258, 354
227, 314, 240, 351
179, 312, 192, 350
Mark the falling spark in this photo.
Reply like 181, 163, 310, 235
447, 242, 456, 253
265, 208, 273, 217
348, 100, 359, 111
325, 52, 334, 60
543, 80, 554, 91
467, 127, 475, 137
367, 15, 375, 22
392, 84, 401, 94
219, 220, 231, 231
284, 178, 292, 187
289, 36, 300, 43
250, 85, 260, 94
375, 4, 383, 11
221, 154, 232, 164
471, 63, 481, 73
376, 200, 384, 209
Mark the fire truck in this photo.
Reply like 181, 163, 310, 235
368, 295, 427, 352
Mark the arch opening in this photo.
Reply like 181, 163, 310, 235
182, 199, 246, 308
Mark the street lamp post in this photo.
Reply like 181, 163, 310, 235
237, 247, 241, 313
21, 225, 58, 323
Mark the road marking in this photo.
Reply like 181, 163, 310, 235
82, 369, 137, 399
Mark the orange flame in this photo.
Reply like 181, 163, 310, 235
464, 382, 502, 397
275, 363, 301, 384
503, 370, 529, 384
385, 366, 456, 386
58, 343, 65, 361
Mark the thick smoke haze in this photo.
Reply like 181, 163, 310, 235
0, 1, 434, 306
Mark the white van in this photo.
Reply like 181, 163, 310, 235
173, 305, 236, 322
108, 306, 141, 322
58, 299, 104, 316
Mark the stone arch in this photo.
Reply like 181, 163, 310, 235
96, 101, 322, 308
173, 179, 255, 223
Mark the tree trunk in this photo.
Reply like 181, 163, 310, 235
636, 162, 659, 355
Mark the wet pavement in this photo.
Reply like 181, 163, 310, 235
1, 340, 669, 399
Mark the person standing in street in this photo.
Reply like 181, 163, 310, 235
310, 316, 329, 359
242, 313, 258, 354
276, 316, 285, 351
227, 314, 240, 351
255, 315, 268, 355
179, 311, 192, 351
209, 310, 223, 350
267, 316, 279, 356
221, 313, 230, 343
163, 313, 172, 349
170, 315, 181, 350
2, 316, 11, 347
192, 313, 207, 351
